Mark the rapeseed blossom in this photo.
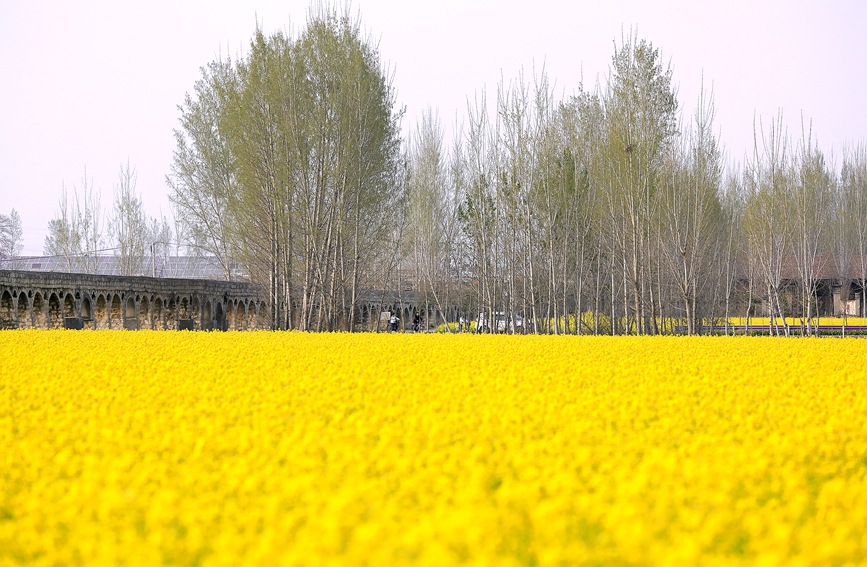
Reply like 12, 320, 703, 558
1, 331, 865, 565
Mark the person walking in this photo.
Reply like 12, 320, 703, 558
412, 311, 421, 333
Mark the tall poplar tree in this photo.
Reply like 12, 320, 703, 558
600, 32, 678, 333
169, 6, 401, 330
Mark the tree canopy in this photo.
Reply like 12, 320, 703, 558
168, 7, 403, 330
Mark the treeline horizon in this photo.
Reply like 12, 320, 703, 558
19, 7, 867, 335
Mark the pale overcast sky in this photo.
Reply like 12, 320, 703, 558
1, 0, 865, 255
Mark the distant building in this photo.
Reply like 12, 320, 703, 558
730, 254, 867, 317
0, 255, 245, 281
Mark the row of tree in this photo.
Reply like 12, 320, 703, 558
166, 11, 867, 334
41, 163, 175, 276
0, 209, 23, 261
739, 119, 867, 336
168, 7, 402, 330
30, 10, 867, 333
398, 32, 867, 334
406, 56, 867, 336
404, 34, 718, 336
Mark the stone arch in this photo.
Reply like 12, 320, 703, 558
153, 297, 164, 330
203, 299, 212, 328
166, 297, 178, 330
138, 296, 150, 330
125, 297, 136, 319
0, 290, 14, 329
95, 294, 108, 329
63, 293, 76, 318
16, 292, 29, 329
247, 302, 257, 330
191, 296, 201, 329
81, 295, 93, 325
109, 294, 122, 329
226, 301, 235, 330
247, 302, 255, 330
214, 302, 224, 331
31, 291, 47, 329
124, 296, 138, 330
178, 297, 189, 319
46, 293, 62, 329
236, 301, 247, 331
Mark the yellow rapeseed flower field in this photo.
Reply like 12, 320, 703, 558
1, 331, 866, 566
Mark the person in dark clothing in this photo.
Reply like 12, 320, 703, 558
412, 311, 421, 332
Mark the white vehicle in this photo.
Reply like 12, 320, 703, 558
476, 312, 524, 333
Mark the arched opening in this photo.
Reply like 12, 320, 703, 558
81, 296, 92, 321
63, 294, 76, 318
0, 291, 14, 329
191, 296, 201, 329
48, 293, 62, 329
29, 292, 44, 328
248, 303, 258, 330
226, 301, 235, 330
138, 296, 150, 330
95, 294, 108, 329
60, 293, 79, 330
166, 298, 178, 330
109, 295, 122, 329
153, 297, 164, 330
124, 297, 138, 330
236, 302, 247, 331
203, 300, 212, 329
17, 292, 29, 329
214, 302, 224, 331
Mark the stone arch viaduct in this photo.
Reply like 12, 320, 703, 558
0, 270, 266, 331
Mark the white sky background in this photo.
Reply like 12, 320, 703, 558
1, 0, 865, 255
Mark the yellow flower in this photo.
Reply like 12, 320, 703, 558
0, 330, 865, 565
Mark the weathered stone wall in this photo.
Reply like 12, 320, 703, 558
0, 270, 266, 331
